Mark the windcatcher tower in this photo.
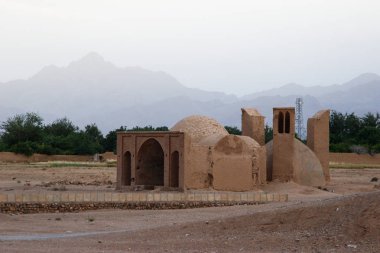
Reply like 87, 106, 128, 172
241, 108, 265, 146
272, 107, 295, 181
307, 110, 330, 181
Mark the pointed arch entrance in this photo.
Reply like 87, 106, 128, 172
136, 138, 164, 186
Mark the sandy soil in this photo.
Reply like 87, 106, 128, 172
0, 163, 116, 192
0, 164, 379, 252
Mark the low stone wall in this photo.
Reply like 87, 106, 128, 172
0, 202, 263, 214
329, 153, 380, 165
0, 191, 288, 214
0, 152, 93, 163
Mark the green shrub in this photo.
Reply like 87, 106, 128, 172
0, 140, 6, 151
371, 143, 380, 154
329, 142, 351, 153
9, 141, 37, 156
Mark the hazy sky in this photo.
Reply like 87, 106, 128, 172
1, 0, 380, 95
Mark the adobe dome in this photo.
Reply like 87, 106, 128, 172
265, 139, 325, 186
171, 115, 228, 143
214, 135, 261, 155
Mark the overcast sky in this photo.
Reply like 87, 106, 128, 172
1, 0, 380, 95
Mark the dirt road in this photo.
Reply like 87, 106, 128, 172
0, 191, 379, 252
0, 164, 379, 252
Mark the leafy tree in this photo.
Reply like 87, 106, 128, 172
329, 110, 380, 153
70, 132, 101, 155
224, 126, 241, 135
372, 143, 380, 153
84, 124, 103, 143
0, 140, 5, 151
0, 114, 108, 155
80, 124, 104, 154
361, 112, 380, 128
102, 126, 127, 153
9, 141, 36, 156
41, 118, 79, 155
358, 126, 380, 147
265, 125, 273, 143
0, 112, 44, 155
344, 113, 361, 137
44, 118, 78, 136
330, 111, 346, 144
1, 112, 43, 145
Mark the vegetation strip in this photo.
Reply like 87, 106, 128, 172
1, 110, 379, 157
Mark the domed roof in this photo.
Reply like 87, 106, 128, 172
214, 135, 261, 155
265, 139, 325, 186
171, 115, 228, 143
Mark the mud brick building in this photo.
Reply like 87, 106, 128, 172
117, 108, 330, 191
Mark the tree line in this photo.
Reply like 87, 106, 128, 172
0, 111, 379, 156
0, 112, 168, 156
330, 111, 380, 154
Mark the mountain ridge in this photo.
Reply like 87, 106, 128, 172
1, 53, 379, 132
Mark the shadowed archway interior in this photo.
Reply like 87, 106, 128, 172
170, 151, 179, 187
136, 138, 164, 186
278, 111, 284, 133
123, 151, 131, 185
285, 111, 290, 133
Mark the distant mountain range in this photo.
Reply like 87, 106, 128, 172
1, 53, 380, 132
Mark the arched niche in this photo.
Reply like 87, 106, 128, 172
278, 111, 284, 133
285, 111, 290, 133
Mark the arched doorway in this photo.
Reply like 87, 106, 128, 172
123, 151, 131, 185
170, 151, 179, 187
136, 138, 164, 186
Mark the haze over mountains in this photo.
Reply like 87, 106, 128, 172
1, 53, 379, 133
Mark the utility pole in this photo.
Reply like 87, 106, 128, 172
295, 97, 305, 140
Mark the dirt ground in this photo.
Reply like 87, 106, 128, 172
0, 163, 379, 252
0, 162, 115, 192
